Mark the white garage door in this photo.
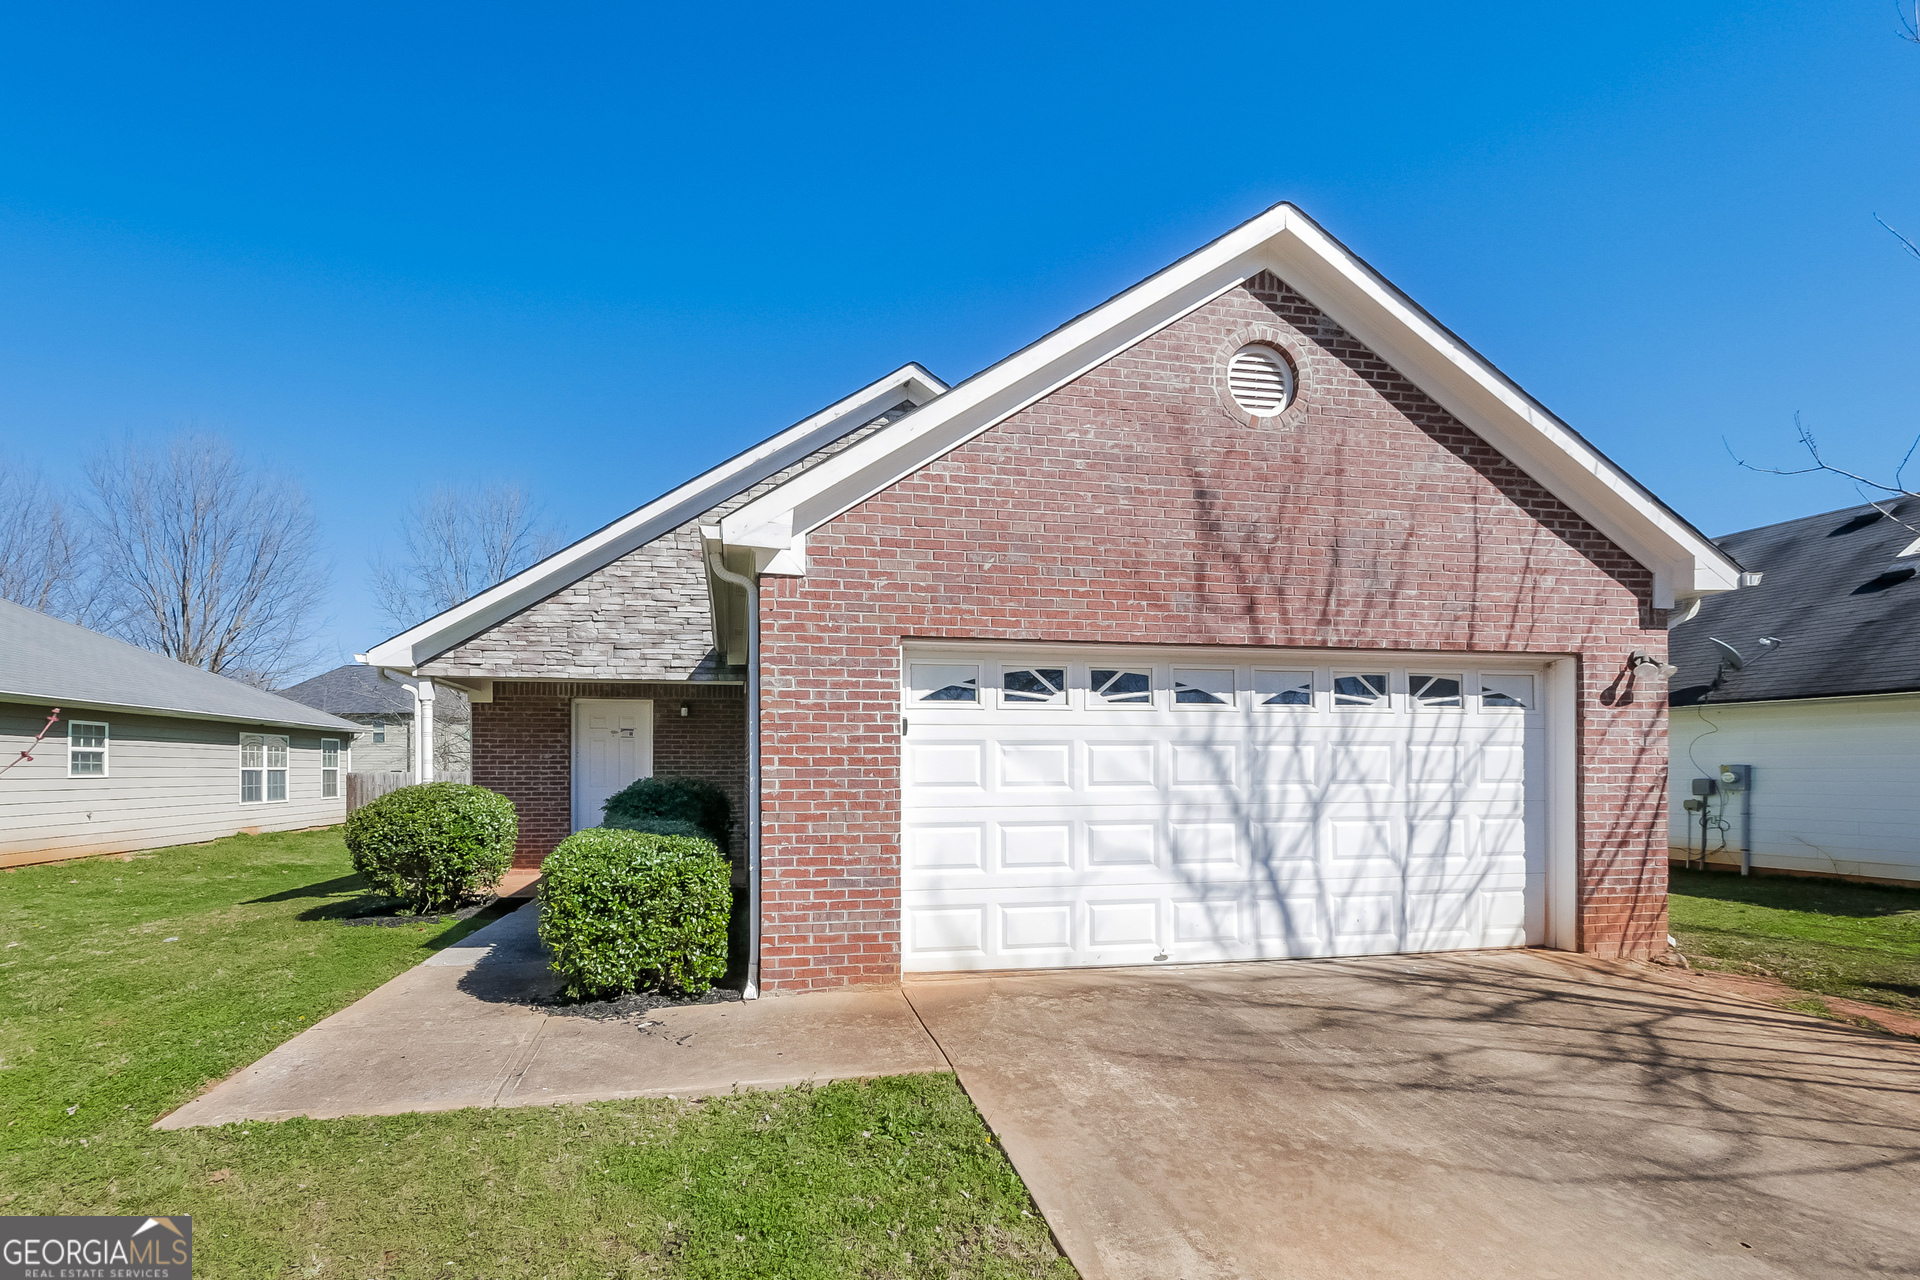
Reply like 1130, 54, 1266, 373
900, 647, 1547, 972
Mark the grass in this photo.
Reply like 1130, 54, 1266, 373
0, 829, 1072, 1278
1668, 868, 1920, 1016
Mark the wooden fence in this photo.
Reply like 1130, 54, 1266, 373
346, 771, 414, 812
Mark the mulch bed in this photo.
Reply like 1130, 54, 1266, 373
542, 987, 743, 1021
339, 899, 506, 928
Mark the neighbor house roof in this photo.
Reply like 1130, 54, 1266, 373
279, 664, 429, 716
0, 599, 360, 732
719, 202, 1741, 609
1669, 500, 1920, 707
359, 363, 946, 671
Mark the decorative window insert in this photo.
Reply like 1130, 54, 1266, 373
1253, 670, 1313, 707
1172, 667, 1234, 708
241, 733, 290, 803
1228, 344, 1294, 416
1481, 675, 1534, 710
68, 721, 107, 776
1410, 675, 1463, 709
321, 738, 341, 799
1333, 673, 1389, 710
910, 664, 979, 704
1002, 667, 1066, 706
1091, 668, 1152, 707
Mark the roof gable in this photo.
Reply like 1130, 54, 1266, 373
719, 204, 1739, 609
361, 364, 946, 671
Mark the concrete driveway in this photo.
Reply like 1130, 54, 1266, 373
905, 950, 1920, 1280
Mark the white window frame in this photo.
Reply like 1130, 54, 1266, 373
372, 723, 386, 743
320, 738, 343, 799
68, 720, 109, 777
1252, 669, 1315, 710
1088, 665, 1155, 710
240, 733, 291, 804
1332, 671, 1392, 712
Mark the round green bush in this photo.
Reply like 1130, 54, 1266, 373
538, 827, 731, 999
344, 782, 517, 912
604, 816, 711, 843
601, 775, 732, 852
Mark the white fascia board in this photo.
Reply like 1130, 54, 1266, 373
360, 364, 946, 668
720, 204, 1740, 610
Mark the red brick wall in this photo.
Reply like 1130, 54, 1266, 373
471, 681, 745, 867
756, 273, 1670, 989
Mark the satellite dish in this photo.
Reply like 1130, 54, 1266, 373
1709, 637, 1745, 671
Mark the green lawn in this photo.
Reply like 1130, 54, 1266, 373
1669, 869, 1920, 1020
0, 830, 1073, 1279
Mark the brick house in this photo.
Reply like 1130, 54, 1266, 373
361, 205, 1741, 994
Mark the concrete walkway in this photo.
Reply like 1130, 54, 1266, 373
158, 903, 948, 1128
906, 950, 1920, 1280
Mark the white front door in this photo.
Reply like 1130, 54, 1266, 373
900, 646, 1548, 972
572, 699, 653, 831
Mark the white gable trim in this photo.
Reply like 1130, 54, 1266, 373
360, 364, 947, 670
719, 205, 1740, 608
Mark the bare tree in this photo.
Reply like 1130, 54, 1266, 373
0, 459, 84, 617
1727, 412, 1920, 536
370, 484, 560, 630
84, 434, 327, 687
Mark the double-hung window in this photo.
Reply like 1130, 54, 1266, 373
320, 738, 342, 798
68, 721, 108, 776
241, 733, 290, 803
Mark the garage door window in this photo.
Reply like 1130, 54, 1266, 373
912, 664, 979, 703
1091, 668, 1151, 707
1333, 673, 1389, 710
1172, 668, 1234, 707
1002, 667, 1066, 706
1410, 674, 1463, 709
1481, 675, 1533, 710
1254, 670, 1313, 707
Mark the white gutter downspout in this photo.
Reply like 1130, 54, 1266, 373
704, 543, 762, 1000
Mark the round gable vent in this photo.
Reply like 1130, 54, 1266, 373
1227, 344, 1293, 416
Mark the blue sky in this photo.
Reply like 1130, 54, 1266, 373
3, 3, 1917, 679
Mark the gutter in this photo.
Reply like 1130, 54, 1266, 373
703, 540, 762, 1001
372, 667, 436, 783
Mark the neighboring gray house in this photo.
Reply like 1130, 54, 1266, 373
0, 599, 361, 868
1669, 499, 1920, 884
278, 664, 471, 783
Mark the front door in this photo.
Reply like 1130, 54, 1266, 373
571, 699, 653, 831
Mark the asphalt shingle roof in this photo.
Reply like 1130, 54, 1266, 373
0, 599, 359, 731
1669, 499, 1920, 707
278, 664, 423, 716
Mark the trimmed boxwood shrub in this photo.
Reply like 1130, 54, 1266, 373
601, 775, 732, 852
344, 782, 517, 912
539, 827, 731, 999
604, 816, 711, 843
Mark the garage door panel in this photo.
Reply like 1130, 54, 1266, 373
1087, 741, 1157, 788
902, 651, 1548, 971
908, 741, 985, 789
1087, 900, 1160, 948
906, 824, 986, 873
1000, 742, 1072, 788
1000, 903, 1075, 952
1170, 743, 1239, 788
999, 823, 1072, 870
1088, 821, 1159, 867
